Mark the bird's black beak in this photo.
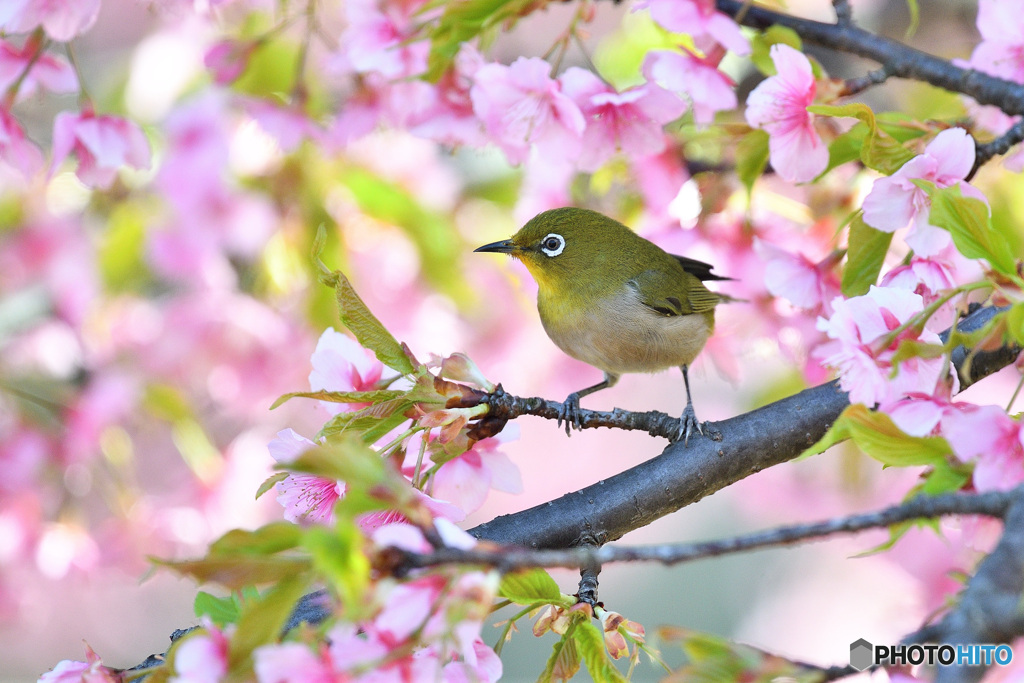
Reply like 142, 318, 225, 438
474, 239, 519, 254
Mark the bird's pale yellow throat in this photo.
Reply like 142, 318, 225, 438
476, 207, 733, 444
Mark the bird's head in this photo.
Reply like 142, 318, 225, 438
475, 207, 633, 292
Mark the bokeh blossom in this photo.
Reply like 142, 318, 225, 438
560, 67, 684, 172
634, 0, 750, 55
942, 405, 1024, 492
50, 110, 151, 189
470, 57, 585, 165
0, 0, 101, 41
745, 43, 828, 183
643, 49, 737, 127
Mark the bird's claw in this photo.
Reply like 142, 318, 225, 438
674, 404, 704, 446
557, 392, 584, 436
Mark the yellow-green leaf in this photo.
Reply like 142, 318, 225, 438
499, 569, 565, 606
921, 182, 1017, 275
809, 103, 915, 174
842, 213, 892, 296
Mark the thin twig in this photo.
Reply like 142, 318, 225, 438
400, 489, 1012, 572
970, 119, 1024, 180
832, 0, 853, 26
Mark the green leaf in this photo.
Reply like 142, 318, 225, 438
422, 0, 536, 81
334, 271, 417, 375
315, 398, 413, 438
659, 626, 823, 683
904, 0, 920, 38
1006, 303, 1024, 345
540, 624, 583, 683
194, 591, 239, 627
156, 555, 311, 591
576, 619, 628, 683
209, 523, 304, 557
256, 472, 289, 500
499, 569, 565, 606
802, 404, 952, 468
748, 26, 802, 75
736, 130, 770, 194
842, 213, 893, 296
228, 575, 309, 673
920, 182, 1018, 275
809, 103, 916, 174
271, 388, 406, 410
303, 522, 373, 621
843, 404, 951, 467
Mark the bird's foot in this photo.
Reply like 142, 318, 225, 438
673, 404, 705, 446
557, 392, 584, 436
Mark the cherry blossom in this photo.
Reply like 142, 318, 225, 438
170, 623, 230, 683
559, 67, 684, 172
861, 128, 984, 257
469, 57, 585, 166
432, 436, 523, 515
966, 0, 1024, 83
643, 49, 737, 127
50, 110, 152, 189
267, 429, 341, 524
745, 43, 828, 183
341, 0, 431, 79
595, 606, 645, 660
633, 0, 750, 56
253, 643, 334, 683
0, 0, 100, 42
0, 40, 77, 97
942, 405, 1024, 492
37, 645, 119, 683
816, 286, 947, 407
204, 40, 255, 85
308, 327, 386, 416
0, 107, 43, 179
760, 242, 841, 314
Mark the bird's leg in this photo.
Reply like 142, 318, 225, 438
675, 364, 704, 446
558, 372, 619, 436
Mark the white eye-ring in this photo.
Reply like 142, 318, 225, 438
540, 233, 565, 257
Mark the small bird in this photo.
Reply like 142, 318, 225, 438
475, 207, 732, 444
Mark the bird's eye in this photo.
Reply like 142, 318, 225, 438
540, 233, 565, 257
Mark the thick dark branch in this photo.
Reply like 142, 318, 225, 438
470, 305, 1016, 548
971, 120, 1024, 179
396, 489, 1011, 571
715, 0, 1024, 117
929, 494, 1024, 683
832, 0, 852, 26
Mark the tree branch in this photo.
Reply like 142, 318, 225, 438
391, 488, 1012, 572
715, 0, 1024, 117
470, 305, 1015, 548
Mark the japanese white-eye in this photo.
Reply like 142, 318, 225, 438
476, 207, 731, 444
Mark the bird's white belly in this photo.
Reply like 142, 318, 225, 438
542, 290, 713, 374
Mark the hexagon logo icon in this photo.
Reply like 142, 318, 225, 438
850, 638, 874, 671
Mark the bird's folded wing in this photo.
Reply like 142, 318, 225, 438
630, 268, 720, 316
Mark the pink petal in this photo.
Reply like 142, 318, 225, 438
925, 128, 975, 183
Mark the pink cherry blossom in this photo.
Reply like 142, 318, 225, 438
268, 429, 341, 524
38, 645, 119, 683
441, 639, 503, 683
816, 286, 947, 407
170, 624, 230, 683
469, 57, 585, 166
51, 111, 152, 189
244, 99, 323, 153
0, 0, 100, 41
0, 40, 77, 98
408, 45, 487, 148
942, 405, 1024, 492
204, 40, 255, 85
559, 67, 685, 172
254, 642, 334, 683
432, 437, 523, 515
745, 43, 828, 183
884, 393, 955, 437
0, 107, 43, 179
633, 0, 750, 56
966, 0, 1024, 82
861, 127, 984, 257
761, 242, 841, 313
309, 327, 385, 416
341, 0, 431, 79
326, 624, 390, 672
643, 49, 737, 127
